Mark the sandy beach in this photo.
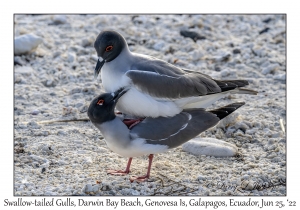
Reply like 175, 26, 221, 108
14, 14, 286, 196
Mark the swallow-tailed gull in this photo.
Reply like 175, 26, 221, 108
88, 88, 245, 182
94, 30, 257, 118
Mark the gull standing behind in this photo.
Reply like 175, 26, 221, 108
93, 30, 257, 118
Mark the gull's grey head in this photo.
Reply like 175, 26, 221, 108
94, 30, 127, 78
88, 88, 128, 124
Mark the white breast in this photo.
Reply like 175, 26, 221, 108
116, 138, 169, 157
100, 48, 132, 92
101, 66, 129, 92
116, 87, 182, 118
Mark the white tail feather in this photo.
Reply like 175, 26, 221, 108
178, 88, 257, 109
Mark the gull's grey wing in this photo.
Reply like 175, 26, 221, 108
182, 68, 213, 79
130, 109, 220, 149
127, 55, 221, 98
128, 55, 252, 98
182, 69, 252, 92
131, 55, 186, 76
126, 70, 221, 99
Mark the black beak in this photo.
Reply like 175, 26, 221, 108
112, 88, 128, 102
94, 58, 105, 79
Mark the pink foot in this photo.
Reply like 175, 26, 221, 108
107, 169, 130, 176
106, 158, 132, 176
130, 175, 149, 182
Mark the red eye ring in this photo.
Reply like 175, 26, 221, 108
97, 99, 104, 105
105, 45, 113, 52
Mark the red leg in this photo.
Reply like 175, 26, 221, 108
107, 157, 132, 176
130, 154, 154, 182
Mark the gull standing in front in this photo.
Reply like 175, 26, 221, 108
93, 30, 257, 118
88, 88, 245, 182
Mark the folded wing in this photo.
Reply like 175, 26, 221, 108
129, 109, 220, 149
126, 70, 221, 99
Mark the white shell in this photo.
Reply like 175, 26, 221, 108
182, 137, 238, 157
14, 34, 43, 55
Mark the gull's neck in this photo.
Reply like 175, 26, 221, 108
94, 117, 131, 147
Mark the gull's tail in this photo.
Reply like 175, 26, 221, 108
181, 88, 254, 109
209, 102, 245, 120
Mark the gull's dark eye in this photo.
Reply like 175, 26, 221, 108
97, 99, 104, 105
105, 45, 113, 52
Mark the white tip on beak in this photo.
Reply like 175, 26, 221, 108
98, 57, 104, 62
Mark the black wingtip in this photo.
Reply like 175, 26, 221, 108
209, 102, 245, 120
214, 79, 249, 92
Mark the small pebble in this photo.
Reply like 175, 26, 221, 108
261, 63, 279, 75
259, 27, 270, 34
131, 190, 140, 195
198, 175, 207, 181
53, 51, 61, 58
81, 38, 92, 47
274, 73, 286, 81
180, 30, 206, 42
220, 69, 230, 77
233, 49, 241, 54
152, 41, 165, 51
68, 53, 77, 63
52, 15, 67, 24
15, 66, 33, 76
31, 110, 40, 115
92, 184, 101, 193
83, 184, 93, 193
